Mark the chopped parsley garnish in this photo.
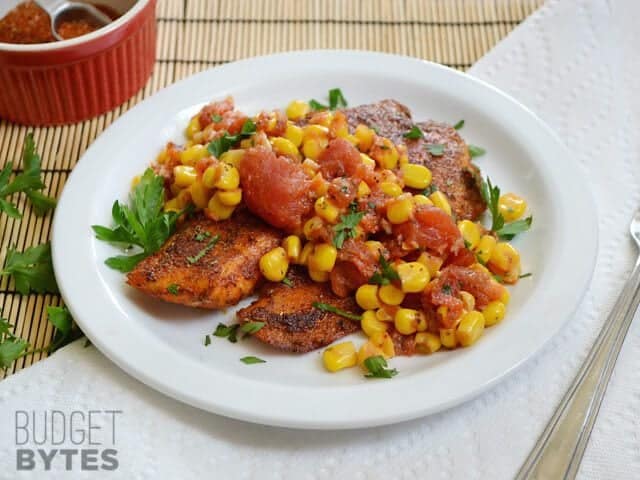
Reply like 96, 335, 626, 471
469, 145, 486, 158
312, 302, 362, 321
309, 99, 328, 111
194, 231, 211, 242
240, 356, 266, 364
328, 88, 348, 110
332, 210, 365, 249
211, 114, 223, 123
92, 169, 182, 272
453, 119, 465, 130
1, 243, 58, 295
207, 119, 256, 158
403, 125, 424, 140
442, 284, 452, 295
363, 355, 398, 379
370, 125, 380, 134
519, 272, 532, 279
282, 277, 294, 287
426, 143, 445, 156
167, 284, 180, 295
480, 177, 532, 240
421, 184, 438, 196
213, 322, 240, 343
240, 321, 265, 335
369, 255, 400, 286
204, 335, 211, 346
186, 234, 220, 264
493, 274, 504, 283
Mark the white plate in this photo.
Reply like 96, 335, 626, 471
52, 51, 598, 429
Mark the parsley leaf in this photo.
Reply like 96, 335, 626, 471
442, 284, 452, 295
403, 125, 424, 140
240, 321, 265, 335
328, 88, 348, 110
333, 210, 364, 249
207, 119, 256, 158
282, 277, 293, 287
480, 177, 532, 239
363, 355, 398, 379
495, 216, 533, 240
194, 231, 211, 242
519, 272, 533, 279
204, 335, 211, 346
46, 306, 77, 353
469, 145, 486, 158
213, 322, 240, 343
167, 284, 180, 295
421, 184, 438, 196
186, 234, 220, 264
369, 255, 400, 286
426, 144, 445, 156
309, 99, 328, 111
211, 114, 223, 123
312, 302, 362, 321
0, 338, 28, 369
1, 243, 58, 295
92, 169, 181, 272
240, 356, 266, 364
453, 120, 465, 130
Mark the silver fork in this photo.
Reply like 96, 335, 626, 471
516, 209, 640, 479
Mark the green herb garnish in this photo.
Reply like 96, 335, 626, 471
211, 114, 223, 123
240, 321, 265, 335
167, 284, 180, 295
469, 145, 486, 158
282, 277, 294, 287
426, 144, 445, 156
309, 99, 328, 111
480, 177, 532, 239
186, 234, 220, 264
421, 184, 438, 197
495, 217, 533, 241
312, 302, 362, 321
363, 355, 398, 379
519, 272, 532, 279
1, 243, 58, 295
442, 284, 452, 295
207, 119, 256, 158
328, 88, 348, 110
213, 322, 240, 343
453, 120, 465, 130
403, 125, 424, 140
194, 231, 211, 242
369, 255, 400, 286
240, 356, 266, 364
332, 210, 364, 249
204, 335, 211, 346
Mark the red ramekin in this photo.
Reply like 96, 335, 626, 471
0, 0, 157, 126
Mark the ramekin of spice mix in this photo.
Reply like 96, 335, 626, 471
0, 0, 157, 125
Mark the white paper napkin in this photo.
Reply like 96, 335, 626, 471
2, 0, 639, 478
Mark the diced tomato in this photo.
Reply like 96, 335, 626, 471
329, 239, 379, 297
198, 98, 235, 129
327, 178, 357, 208
255, 110, 288, 136
240, 147, 314, 233
444, 247, 476, 267
317, 138, 367, 181
392, 205, 463, 256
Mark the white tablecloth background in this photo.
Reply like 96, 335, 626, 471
1, 0, 639, 478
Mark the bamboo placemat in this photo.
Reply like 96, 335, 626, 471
0, 0, 544, 379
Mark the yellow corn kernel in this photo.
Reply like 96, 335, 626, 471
415, 332, 441, 354
356, 285, 381, 310
500, 288, 510, 305
412, 194, 433, 206
437, 305, 449, 323
179, 144, 209, 166
176, 189, 191, 209
323, 341, 357, 372
440, 328, 457, 348
189, 180, 212, 209
397, 262, 430, 293
164, 198, 180, 213
308, 268, 329, 282
219, 149, 245, 168
488, 242, 520, 273
301, 158, 320, 178
429, 191, 452, 216
360, 153, 376, 168
284, 124, 304, 147
308, 243, 338, 272
380, 181, 403, 198
298, 241, 314, 265
314, 196, 340, 224
131, 175, 141, 189
470, 262, 491, 275
216, 188, 242, 206
303, 216, 324, 240
399, 154, 410, 166
170, 183, 182, 197
239, 138, 254, 149
386, 196, 414, 224
302, 124, 329, 142
378, 284, 405, 306
343, 134, 360, 146
354, 124, 375, 152
417, 252, 443, 278
375, 307, 394, 322
215, 163, 240, 190
302, 138, 328, 160
311, 111, 333, 127
286, 100, 310, 121
156, 148, 169, 165
456, 311, 485, 347
476, 235, 497, 264
498, 193, 527, 222
357, 341, 385, 367
282, 235, 302, 262
483, 301, 506, 327
185, 116, 200, 139
202, 165, 218, 189
401, 164, 432, 189
206, 194, 235, 221
365, 240, 384, 256
370, 331, 395, 358
394, 308, 420, 335
173, 165, 197, 187
459, 291, 476, 311
259, 247, 289, 282
361, 310, 388, 337
271, 137, 301, 159
371, 138, 399, 169
357, 181, 371, 199
458, 220, 481, 250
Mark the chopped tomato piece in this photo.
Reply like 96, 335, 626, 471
317, 138, 367, 181
392, 205, 463, 256
329, 239, 379, 297
198, 98, 236, 129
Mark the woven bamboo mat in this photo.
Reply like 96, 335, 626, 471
0, 0, 544, 379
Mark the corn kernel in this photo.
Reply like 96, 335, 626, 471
386, 196, 414, 224
470, 262, 491, 275
303, 216, 324, 240
476, 235, 497, 264
173, 165, 197, 187
440, 328, 457, 348
202, 165, 218, 189
286, 100, 310, 121
412, 194, 433, 206
356, 285, 381, 310
357, 341, 385, 367
271, 137, 301, 159
380, 181, 403, 198
354, 124, 375, 152
189, 180, 212, 209
437, 305, 449, 323
456, 311, 485, 347
370, 331, 395, 358
302, 138, 328, 160
357, 181, 371, 199
394, 308, 420, 335
302, 158, 320, 178
216, 188, 242, 206
365, 240, 384, 256
314, 196, 340, 223
399, 154, 410, 166
239, 138, 253, 149
499, 193, 527, 222
206, 194, 235, 221
323, 341, 357, 372
378, 284, 405, 306
308, 268, 329, 282
179, 144, 209, 166
259, 247, 289, 282
375, 307, 394, 322
284, 124, 304, 147
164, 198, 180, 213
401, 164, 432, 189
310, 111, 333, 127
371, 137, 399, 169
458, 220, 481, 250
396, 262, 429, 293
302, 124, 329, 142
500, 288, 510, 305
298, 241, 314, 265
219, 149, 245, 167
282, 235, 302, 262
483, 301, 506, 327
308, 243, 338, 272
361, 310, 388, 337
360, 153, 376, 168
488, 242, 520, 273
185, 116, 200, 139
429, 191, 452, 216
417, 252, 443, 278
459, 291, 476, 311
415, 332, 441, 354
215, 163, 240, 190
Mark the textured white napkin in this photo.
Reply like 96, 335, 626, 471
2, 0, 639, 478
